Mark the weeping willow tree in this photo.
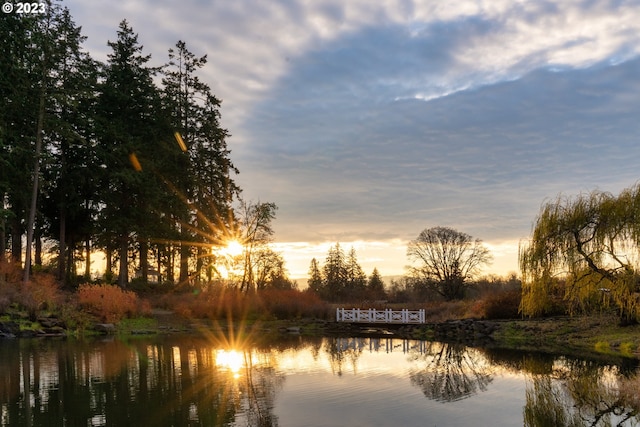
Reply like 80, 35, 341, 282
520, 184, 640, 323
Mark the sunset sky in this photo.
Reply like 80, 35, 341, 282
65, 0, 640, 280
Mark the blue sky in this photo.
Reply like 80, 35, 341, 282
65, 0, 640, 279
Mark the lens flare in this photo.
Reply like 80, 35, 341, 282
129, 153, 142, 171
174, 132, 187, 152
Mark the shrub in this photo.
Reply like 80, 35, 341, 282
0, 260, 23, 284
19, 274, 63, 320
77, 283, 139, 323
257, 289, 330, 319
475, 290, 522, 320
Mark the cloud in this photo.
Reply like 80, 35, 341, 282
62, 0, 640, 275
241, 26, 640, 244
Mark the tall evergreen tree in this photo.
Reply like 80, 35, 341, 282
37, 6, 99, 284
367, 268, 387, 300
345, 247, 366, 298
323, 243, 348, 301
307, 258, 323, 294
96, 20, 170, 287
0, 10, 42, 265
161, 40, 239, 285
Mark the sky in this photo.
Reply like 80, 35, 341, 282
64, 0, 640, 280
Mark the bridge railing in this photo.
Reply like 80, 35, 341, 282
336, 308, 426, 324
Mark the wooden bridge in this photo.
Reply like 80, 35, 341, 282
336, 308, 426, 324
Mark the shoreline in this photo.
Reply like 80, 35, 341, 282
2, 312, 639, 362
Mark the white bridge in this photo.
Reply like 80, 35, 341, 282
336, 308, 426, 324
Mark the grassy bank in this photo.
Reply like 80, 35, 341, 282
490, 315, 640, 360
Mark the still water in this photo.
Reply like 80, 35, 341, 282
0, 332, 638, 427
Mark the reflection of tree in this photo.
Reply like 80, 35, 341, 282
0, 336, 291, 427
524, 362, 640, 427
324, 338, 365, 376
408, 342, 493, 402
524, 376, 582, 427
241, 351, 283, 427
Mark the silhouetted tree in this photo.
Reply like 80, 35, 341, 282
307, 258, 323, 294
96, 20, 169, 286
407, 227, 492, 300
367, 268, 387, 300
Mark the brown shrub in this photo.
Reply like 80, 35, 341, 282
257, 289, 330, 319
19, 274, 63, 320
155, 288, 250, 320
0, 260, 23, 284
77, 283, 139, 323
473, 289, 522, 320
423, 300, 474, 322
155, 288, 330, 321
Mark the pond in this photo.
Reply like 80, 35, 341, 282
0, 331, 639, 426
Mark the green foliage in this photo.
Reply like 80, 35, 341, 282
520, 184, 640, 322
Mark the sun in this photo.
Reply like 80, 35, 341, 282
224, 239, 244, 257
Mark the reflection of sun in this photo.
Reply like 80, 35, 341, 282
216, 349, 244, 377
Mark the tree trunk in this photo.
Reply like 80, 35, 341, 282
10, 218, 21, 265
84, 238, 91, 280
0, 216, 5, 262
105, 246, 112, 281
58, 210, 66, 280
157, 246, 163, 283
34, 224, 42, 266
179, 242, 189, 284
24, 83, 46, 283
118, 237, 128, 287
168, 245, 174, 285
139, 238, 148, 283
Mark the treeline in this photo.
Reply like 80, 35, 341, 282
1, 3, 239, 287
307, 243, 387, 302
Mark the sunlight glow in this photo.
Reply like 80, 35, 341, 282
223, 240, 244, 257
216, 349, 244, 377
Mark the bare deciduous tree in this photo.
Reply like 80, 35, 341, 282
407, 226, 492, 300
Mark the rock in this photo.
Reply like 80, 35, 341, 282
95, 323, 116, 334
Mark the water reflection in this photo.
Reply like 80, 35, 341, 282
0, 335, 638, 426
408, 342, 493, 402
524, 361, 639, 427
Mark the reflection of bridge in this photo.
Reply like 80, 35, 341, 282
333, 337, 432, 354
336, 308, 426, 324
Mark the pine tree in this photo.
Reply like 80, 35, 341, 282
37, 6, 99, 284
0, 10, 42, 265
323, 243, 347, 301
161, 40, 239, 285
345, 247, 366, 299
367, 268, 387, 300
307, 258, 323, 294
96, 20, 169, 287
